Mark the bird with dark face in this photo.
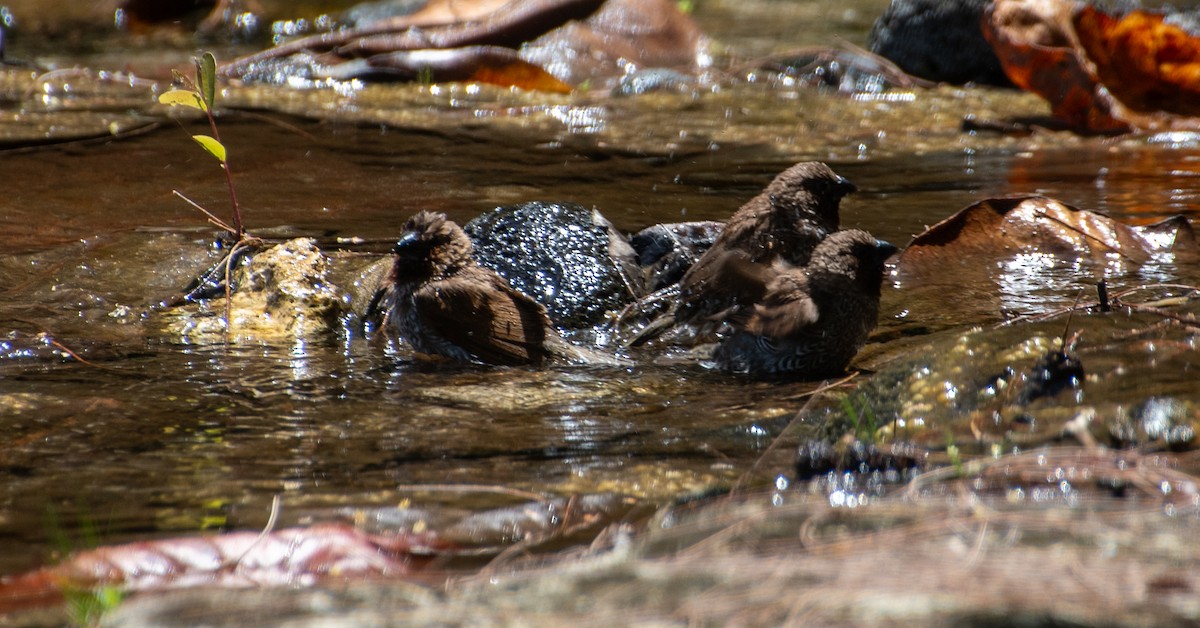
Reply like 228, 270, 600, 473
630, 161, 856, 345
711, 229, 896, 378
378, 210, 555, 366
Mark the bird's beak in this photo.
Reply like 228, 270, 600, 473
875, 239, 898, 262
392, 230, 419, 256
836, 176, 858, 196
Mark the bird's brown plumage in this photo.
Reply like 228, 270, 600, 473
712, 229, 896, 378
632, 161, 856, 345
382, 211, 554, 366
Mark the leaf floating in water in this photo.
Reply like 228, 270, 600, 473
323, 47, 573, 93
0, 523, 439, 613
894, 195, 1197, 278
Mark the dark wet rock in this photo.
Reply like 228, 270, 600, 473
868, 0, 1012, 86
1012, 347, 1085, 405
464, 201, 641, 329
177, 240, 258, 303
628, 221, 722, 292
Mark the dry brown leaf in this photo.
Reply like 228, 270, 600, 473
895, 195, 1196, 275
221, 0, 701, 91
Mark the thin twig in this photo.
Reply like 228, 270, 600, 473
172, 189, 236, 234
231, 494, 282, 571
39, 333, 123, 371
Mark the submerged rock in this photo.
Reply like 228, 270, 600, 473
464, 201, 641, 329
628, 221, 722, 293
158, 238, 349, 343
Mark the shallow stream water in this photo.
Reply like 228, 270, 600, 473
1, 0, 1199, 613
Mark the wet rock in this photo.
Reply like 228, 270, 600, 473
794, 438, 926, 480
1013, 347, 1085, 405
868, 0, 1012, 86
1110, 397, 1197, 450
612, 68, 696, 96
817, 310, 1200, 455
464, 201, 641, 329
627, 221, 722, 292
158, 238, 350, 343
746, 47, 935, 94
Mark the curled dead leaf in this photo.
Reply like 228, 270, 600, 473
0, 523, 440, 614
222, 0, 702, 91
983, 0, 1200, 132
891, 195, 1196, 323
319, 47, 573, 93
896, 195, 1196, 276
1073, 7, 1200, 117
982, 0, 1128, 133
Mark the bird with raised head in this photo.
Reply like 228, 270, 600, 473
630, 161, 856, 345
711, 228, 896, 378
375, 210, 556, 366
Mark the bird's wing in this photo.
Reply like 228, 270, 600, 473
678, 249, 776, 322
740, 273, 820, 338
412, 271, 551, 365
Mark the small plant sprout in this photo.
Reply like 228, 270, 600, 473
158, 51, 245, 240
840, 393, 879, 445
158, 52, 259, 333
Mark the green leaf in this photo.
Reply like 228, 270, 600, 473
192, 134, 227, 163
197, 52, 217, 110
158, 89, 207, 111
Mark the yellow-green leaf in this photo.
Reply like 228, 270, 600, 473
198, 52, 218, 110
159, 89, 207, 111
192, 134, 226, 162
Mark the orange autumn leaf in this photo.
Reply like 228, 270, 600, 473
1074, 7, 1200, 117
468, 58, 574, 93
982, 0, 1128, 133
